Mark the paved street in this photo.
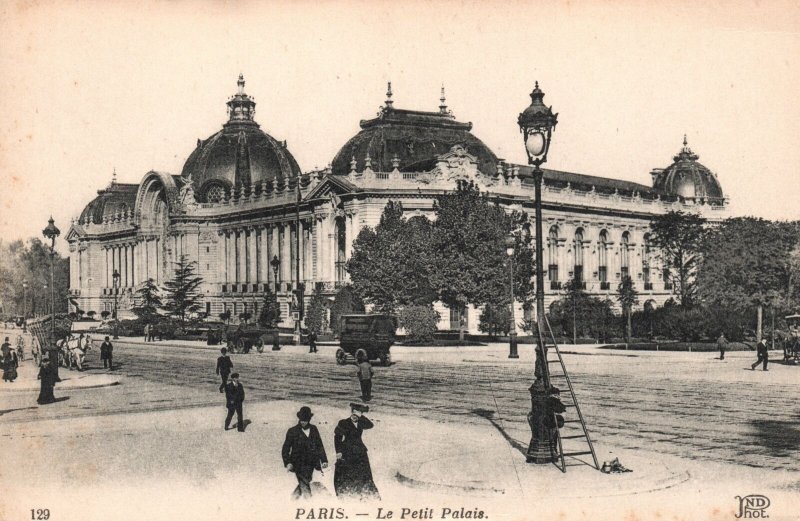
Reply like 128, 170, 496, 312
2, 340, 799, 520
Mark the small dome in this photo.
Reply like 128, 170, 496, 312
180, 75, 301, 202
79, 182, 138, 224
653, 136, 724, 202
331, 84, 498, 176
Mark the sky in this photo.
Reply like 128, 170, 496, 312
1, 0, 798, 255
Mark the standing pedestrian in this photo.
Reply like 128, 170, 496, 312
143, 324, 150, 342
37, 353, 58, 404
100, 336, 114, 370
2, 343, 19, 382
717, 332, 728, 360
282, 406, 328, 499
224, 373, 245, 432
333, 403, 379, 500
216, 348, 233, 393
31, 335, 41, 367
308, 330, 318, 354
751, 338, 769, 371
16, 335, 25, 361
356, 349, 373, 401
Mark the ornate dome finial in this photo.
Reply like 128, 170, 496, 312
439, 84, 448, 114
226, 74, 256, 124
385, 81, 394, 109
112, 167, 117, 185
238, 73, 245, 95
683, 133, 688, 147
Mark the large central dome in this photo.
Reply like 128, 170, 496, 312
181, 75, 301, 203
331, 84, 499, 176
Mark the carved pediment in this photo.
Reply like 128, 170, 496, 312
424, 144, 495, 187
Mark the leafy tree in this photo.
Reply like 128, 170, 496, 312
0, 238, 69, 316
696, 217, 799, 339
347, 202, 436, 312
429, 181, 534, 316
132, 278, 162, 321
617, 276, 639, 342
547, 295, 616, 343
478, 302, 511, 338
649, 210, 707, 307
161, 255, 204, 325
258, 286, 282, 328
398, 305, 440, 344
239, 311, 252, 324
219, 309, 232, 324
86, 310, 96, 320
100, 310, 110, 320
330, 285, 365, 336
304, 285, 329, 334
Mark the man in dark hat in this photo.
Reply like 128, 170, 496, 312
717, 332, 728, 360
333, 403, 380, 500
282, 406, 328, 498
216, 348, 233, 393
751, 338, 769, 371
100, 336, 114, 370
224, 373, 246, 432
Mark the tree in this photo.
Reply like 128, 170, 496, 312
132, 278, 162, 322
329, 285, 365, 337
617, 276, 639, 342
161, 255, 204, 325
304, 285, 329, 334
258, 286, 282, 328
219, 309, 232, 324
561, 278, 591, 344
347, 202, 437, 312
696, 217, 799, 340
0, 238, 69, 317
398, 305, 440, 344
86, 310, 96, 320
649, 210, 707, 307
478, 302, 511, 338
429, 182, 533, 340
100, 310, 110, 320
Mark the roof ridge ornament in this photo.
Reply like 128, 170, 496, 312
226, 74, 257, 124
385, 81, 393, 109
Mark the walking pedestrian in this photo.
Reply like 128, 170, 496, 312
751, 338, 769, 371
2, 344, 19, 382
143, 324, 150, 342
717, 332, 728, 360
31, 335, 41, 366
356, 349, 373, 402
16, 335, 25, 361
333, 403, 379, 500
308, 330, 318, 354
37, 354, 57, 404
282, 406, 328, 499
100, 336, 114, 370
216, 348, 233, 393
224, 373, 245, 432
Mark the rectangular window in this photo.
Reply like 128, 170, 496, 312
598, 266, 607, 283
621, 267, 629, 280
573, 265, 583, 283
205, 302, 211, 315
548, 264, 559, 282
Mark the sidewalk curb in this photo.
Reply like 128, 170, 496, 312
394, 470, 507, 497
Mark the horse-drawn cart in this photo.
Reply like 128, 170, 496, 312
26, 314, 73, 367
225, 325, 279, 353
780, 314, 800, 364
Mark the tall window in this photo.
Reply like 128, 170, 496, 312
642, 233, 652, 289
573, 228, 584, 283
450, 306, 467, 330
548, 226, 559, 282
598, 230, 608, 284
620, 231, 630, 280
335, 217, 347, 282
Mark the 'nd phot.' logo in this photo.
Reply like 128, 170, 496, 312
735, 495, 771, 518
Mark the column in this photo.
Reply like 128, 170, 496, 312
281, 223, 291, 286
248, 228, 257, 285
129, 244, 135, 287
122, 244, 129, 287
104, 248, 110, 288
271, 224, 280, 286
237, 230, 247, 284
259, 226, 269, 283
155, 238, 160, 285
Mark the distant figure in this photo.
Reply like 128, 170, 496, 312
16, 335, 25, 361
143, 324, 151, 342
224, 373, 245, 432
1, 337, 11, 361
37, 354, 58, 404
333, 403, 379, 500
282, 406, 328, 499
717, 332, 728, 360
31, 335, 41, 366
751, 338, 769, 371
100, 336, 114, 370
308, 331, 318, 354
2, 343, 19, 382
216, 348, 233, 393
356, 349, 373, 402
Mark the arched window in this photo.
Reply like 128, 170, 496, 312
573, 228, 584, 283
548, 226, 559, 284
598, 230, 608, 287
335, 217, 347, 282
620, 231, 631, 280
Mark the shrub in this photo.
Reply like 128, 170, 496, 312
305, 286, 329, 334
398, 305, 440, 344
329, 285, 365, 336
478, 303, 511, 338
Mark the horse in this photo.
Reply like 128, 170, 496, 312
58, 334, 92, 370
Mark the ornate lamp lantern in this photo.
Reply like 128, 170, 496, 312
518, 82, 558, 464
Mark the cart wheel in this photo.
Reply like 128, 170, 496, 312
380, 352, 392, 367
256, 339, 264, 353
335, 349, 347, 365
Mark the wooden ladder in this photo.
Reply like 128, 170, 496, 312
540, 313, 600, 473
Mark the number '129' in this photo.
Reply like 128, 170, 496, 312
31, 509, 50, 520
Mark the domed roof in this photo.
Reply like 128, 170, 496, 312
653, 136, 724, 202
331, 84, 499, 176
79, 179, 138, 224
181, 75, 301, 202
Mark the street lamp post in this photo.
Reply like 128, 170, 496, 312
22, 279, 28, 319
506, 235, 519, 359
42, 216, 60, 354
270, 255, 281, 351
518, 82, 558, 464
112, 269, 121, 339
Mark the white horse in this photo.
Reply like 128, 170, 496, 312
59, 334, 91, 370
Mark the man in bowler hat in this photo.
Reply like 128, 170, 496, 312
751, 338, 769, 371
224, 373, 246, 431
216, 348, 233, 393
282, 406, 328, 498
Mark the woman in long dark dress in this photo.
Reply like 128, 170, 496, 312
37, 355, 57, 405
333, 403, 380, 500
